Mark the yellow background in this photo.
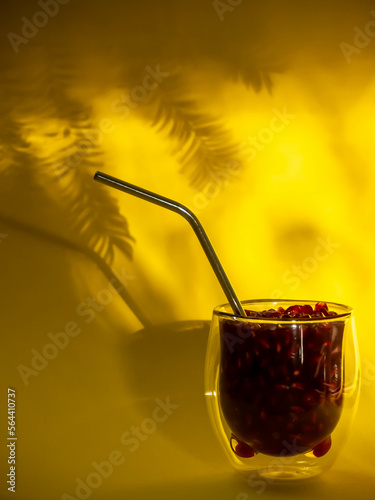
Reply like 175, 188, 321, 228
0, 1, 374, 499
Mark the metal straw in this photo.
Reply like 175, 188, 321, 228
94, 171, 246, 317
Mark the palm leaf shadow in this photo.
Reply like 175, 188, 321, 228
0, 45, 143, 323
142, 71, 243, 191
44, 113, 134, 267
141, 58, 283, 190
1, 43, 134, 269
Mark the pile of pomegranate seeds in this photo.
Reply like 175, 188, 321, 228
219, 302, 344, 458
245, 302, 338, 320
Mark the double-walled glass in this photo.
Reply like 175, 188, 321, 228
205, 300, 360, 481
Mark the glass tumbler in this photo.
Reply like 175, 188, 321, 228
205, 300, 360, 481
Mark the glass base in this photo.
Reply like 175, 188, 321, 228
258, 465, 322, 482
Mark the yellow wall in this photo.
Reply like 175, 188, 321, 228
0, 1, 374, 499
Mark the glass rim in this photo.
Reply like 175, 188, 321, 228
213, 299, 353, 322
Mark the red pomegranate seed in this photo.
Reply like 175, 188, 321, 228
291, 406, 305, 413
291, 382, 304, 390
312, 311, 324, 318
259, 338, 270, 348
275, 384, 290, 390
315, 302, 328, 312
285, 305, 301, 316
301, 304, 314, 315
313, 436, 332, 457
230, 435, 256, 458
245, 310, 259, 317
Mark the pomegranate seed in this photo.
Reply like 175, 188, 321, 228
291, 406, 305, 413
275, 384, 289, 390
230, 435, 256, 458
291, 382, 304, 390
259, 338, 270, 348
312, 311, 324, 318
312, 436, 332, 457
315, 302, 328, 312
301, 304, 314, 315
245, 310, 259, 317
262, 309, 282, 318
285, 305, 301, 316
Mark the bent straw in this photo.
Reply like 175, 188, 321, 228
94, 171, 246, 317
